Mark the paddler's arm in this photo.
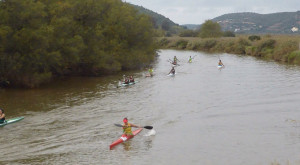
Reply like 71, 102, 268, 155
130, 123, 140, 128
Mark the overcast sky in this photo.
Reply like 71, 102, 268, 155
124, 0, 300, 25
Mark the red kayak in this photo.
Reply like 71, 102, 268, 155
110, 128, 143, 149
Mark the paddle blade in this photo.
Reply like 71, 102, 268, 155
144, 126, 153, 130
114, 124, 123, 127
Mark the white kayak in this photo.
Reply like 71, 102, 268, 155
118, 81, 138, 87
167, 73, 176, 77
0, 116, 24, 127
218, 65, 225, 69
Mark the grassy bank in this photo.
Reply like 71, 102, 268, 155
157, 35, 300, 65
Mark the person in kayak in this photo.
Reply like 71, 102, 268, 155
218, 60, 224, 66
188, 56, 193, 63
0, 108, 6, 124
168, 67, 175, 75
123, 75, 129, 84
122, 118, 140, 136
148, 67, 154, 77
173, 56, 178, 62
129, 76, 135, 83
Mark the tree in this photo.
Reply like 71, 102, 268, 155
223, 31, 235, 37
248, 35, 261, 41
179, 29, 198, 37
0, 0, 156, 87
161, 20, 171, 31
198, 20, 223, 38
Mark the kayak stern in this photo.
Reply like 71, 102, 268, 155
110, 128, 143, 150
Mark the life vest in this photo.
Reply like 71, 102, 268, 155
123, 123, 133, 135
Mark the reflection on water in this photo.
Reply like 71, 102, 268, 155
122, 141, 132, 151
0, 50, 300, 165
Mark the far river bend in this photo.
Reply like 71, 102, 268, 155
0, 50, 299, 165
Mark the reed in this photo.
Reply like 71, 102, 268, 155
156, 35, 300, 65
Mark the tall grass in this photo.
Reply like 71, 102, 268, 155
157, 35, 300, 65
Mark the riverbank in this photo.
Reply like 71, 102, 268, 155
157, 35, 300, 65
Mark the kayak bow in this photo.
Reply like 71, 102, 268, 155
110, 128, 143, 149
0, 116, 24, 127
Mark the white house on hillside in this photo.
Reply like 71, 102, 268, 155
291, 27, 299, 32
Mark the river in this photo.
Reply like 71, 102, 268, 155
0, 50, 299, 165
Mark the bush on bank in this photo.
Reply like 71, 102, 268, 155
157, 36, 300, 64
0, 0, 157, 88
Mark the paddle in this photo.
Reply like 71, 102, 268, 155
114, 123, 153, 130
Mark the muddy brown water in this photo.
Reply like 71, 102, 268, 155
0, 50, 299, 165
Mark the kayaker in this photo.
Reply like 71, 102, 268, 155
129, 76, 135, 83
122, 118, 140, 136
169, 67, 175, 75
188, 56, 192, 63
123, 76, 129, 84
148, 67, 154, 76
173, 56, 178, 62
0, 108, 6, 124
218, 60, 224, 66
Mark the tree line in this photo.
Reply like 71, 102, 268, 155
0, 0, 157, 88
179, 20, 235, 38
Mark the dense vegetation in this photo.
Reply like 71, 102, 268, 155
157, 35, 300, 65
179, 20, 235, 38
0, 0, 157, 88
131, 4, 185, 37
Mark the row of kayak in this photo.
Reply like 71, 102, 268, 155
111, 61, 223, 149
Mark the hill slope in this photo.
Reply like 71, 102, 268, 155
130, 4, 185, 35
131, 4, 178, 28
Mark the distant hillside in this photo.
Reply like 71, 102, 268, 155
131, 4, 177, 27
130, 4, 185, 35
129, 3, 300, 35
212, 11, 300, 34
181, 24, 201, 30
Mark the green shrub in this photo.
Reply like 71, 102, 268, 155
260, 48, 273, 58
233, 38, 251, 54
224, 41, 235, 53
245, 46, 257, 56
179, 30, 198, 37
158, 38, 170, 47
287, 51, 300, 65
175, 39, 188, 49
260, 39, 276, 49
248, 35, 261, 41
201, 39, 217, 51
223, 31, 235, 37
273, 40, 298, 61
